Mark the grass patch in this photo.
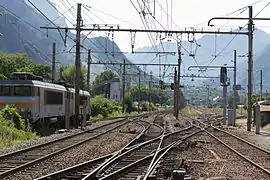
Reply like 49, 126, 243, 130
212, 108, 223, 114
0, 106, 39, 149
180, 107, 200, 118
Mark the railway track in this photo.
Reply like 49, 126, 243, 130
36, 113, 192, 180
35, 117, 158, 180
0, 116, 143, 179
184, 113, 270, 178
84, 124, 199, 179
206, 125, 270, 175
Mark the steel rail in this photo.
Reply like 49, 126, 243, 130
35, 121, 148, 180
205, 129, 270, 175
0, 112, 163, 160
211, 125, 270, 154
93, 123, 165, 179
99, 129, 202, 180
0, 117, 127, 160
142, 130, 202, 180
64, 121, 157, 180
35, 154, 113, 180
0, 118, 136, 179
88, 125, 196, 179
145, 123, 166, 175
37, 120, 193, 180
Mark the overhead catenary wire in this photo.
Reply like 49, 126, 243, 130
193, 0, 267, 27
26, 0, 65, 43
40, 0, 121, 73
207, 0, 270, 65
0, 4, 65, 66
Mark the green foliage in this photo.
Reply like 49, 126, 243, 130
122, 92, 133, 114
0, 106, 39, 148
56, 64, 87, 90
90, 95, 120, 118
245, 94, 260, 105
181, 107, 200, 117
0, 51, 51, 79
139, 101, 158, 112
0, 74, 7, 79
92, 70, 117, 96
129, 85, 170, 105
149, 102, 158, 111
0, 105, 25, 130
140, 101, 149, 111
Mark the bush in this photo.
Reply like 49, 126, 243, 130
122, 92, 133, 114
132, 105, 138, 112
149, 103, 158, 111
0, 105, 25, 130
90, 95, 120, 118
0, 106, 39, 148
140, 101, 149, 112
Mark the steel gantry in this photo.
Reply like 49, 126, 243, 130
40, 4, 270, 131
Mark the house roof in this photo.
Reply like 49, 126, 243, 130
111, 77, 120, 82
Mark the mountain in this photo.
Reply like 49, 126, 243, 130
0, 0, 71, 65
0, 0, 159, 85
127, 28, 270, 88
246, 43, 270, 91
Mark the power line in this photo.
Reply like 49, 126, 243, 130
193, 0, 266, 27
44, 0, 76, 26
0, 5, 65, 66
26, 0, 65, 42
82, 4, 143, 28
207, 0, 270, 65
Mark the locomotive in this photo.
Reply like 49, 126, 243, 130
0, 72, 90, 135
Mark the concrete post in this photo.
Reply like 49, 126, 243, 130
255, 105, 261, 134
228, 109, 234, 126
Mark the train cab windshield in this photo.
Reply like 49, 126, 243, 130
0, 85, 34, 96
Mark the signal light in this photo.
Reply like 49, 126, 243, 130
220, 67, 227, 84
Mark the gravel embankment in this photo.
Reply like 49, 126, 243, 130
5, 122, 143, 180
156, 131, 270, 180
226, 126, 270, 151
0, 118, 124, 155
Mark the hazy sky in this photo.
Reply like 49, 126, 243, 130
55, 0, 270, 52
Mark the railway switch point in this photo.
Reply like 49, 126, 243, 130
172, 168, 186, 180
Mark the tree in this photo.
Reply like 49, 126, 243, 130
129, 85, 170, 105
90, 95, 120, 117
17, 64, 51, 79
0, 51, 51, 79
56, 64, 87, 90
122, 92, 133, 113
92, 70, 117, 96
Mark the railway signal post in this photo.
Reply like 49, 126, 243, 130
220, 66, 229, 125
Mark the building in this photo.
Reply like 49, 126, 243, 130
110, 77, 121, 102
